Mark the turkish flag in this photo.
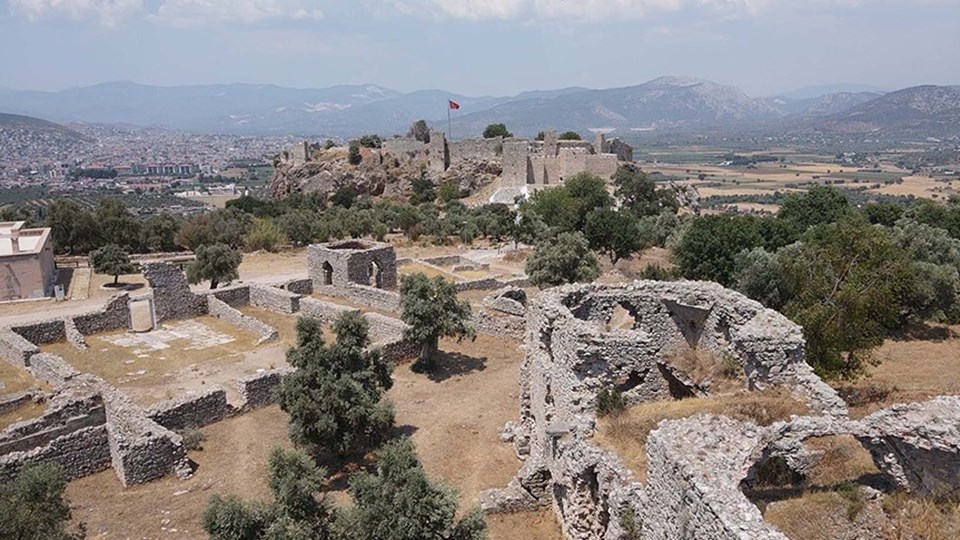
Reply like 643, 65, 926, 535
448, 100, 460, 110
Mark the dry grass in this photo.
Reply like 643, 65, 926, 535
836, 324, 960, 418
0, 359, 48, 395
0, 400, 47, 430
487, 509, 562, 539
803, 436, 879, 487
883, 493, 960, 540
664, 347, 744, 393
595, 389, 809, 481
44, 316, 285, 406
398, 261, 458, 280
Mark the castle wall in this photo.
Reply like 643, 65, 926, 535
502, 140, 532, 187
448, 138, 502, 163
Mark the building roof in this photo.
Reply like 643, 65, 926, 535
0, 222, 52, 257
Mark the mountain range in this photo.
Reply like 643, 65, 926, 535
1, 78, 958, 141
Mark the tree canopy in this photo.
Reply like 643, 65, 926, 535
399, 273, 474, 369
0, 463, 83, 540
187, 243, 242, 289
336, 437, 486, 540
278, 314, 394, 457
482, 123, 512, 139
90, 243, 135, 284
526, 231, 601, 288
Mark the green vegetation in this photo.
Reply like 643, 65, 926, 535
89, 244, 135, 284
482, 123, 512, 139
337, 437, 486, 540
187, 243, 242, 289
0, 463, 84, 540
202, 446, 335, 539
399, 273, 475, 369
277, 315, 394, 457
526, 231, 601, 288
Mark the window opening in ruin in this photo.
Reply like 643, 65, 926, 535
369, 260, 382, 288
322, 262, 333, 285
607, 303, 638, 331
615, 371, 645, 394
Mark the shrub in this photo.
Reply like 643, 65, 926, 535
180, 427, 206, 451
348, 142, 362, 165
596, 387, 626, 418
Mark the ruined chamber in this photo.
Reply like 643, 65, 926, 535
485, 280, 960, 540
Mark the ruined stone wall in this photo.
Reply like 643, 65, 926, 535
279, 278, 314, 296
382, 138, 426, 158
307, 241, 398, 291
11, 319, 65, 346
250, 285, 301, 314
0, 392, 111, 483
427, 131, 448, 174
27, 353, 80, 388
584, 154, 619, 179
63, 318, 86, 349
71, 293, 131, 336
237, 367, 293, 410
449, 138, 502, 164
502, 140, 532, 186
472, 310, 525, 340
559, 148, 589, 179
143, 263, 207, 322
208, 285, 251, 308
299, 297, 360, 325
486, 280, 848, 539
207, 296, 279, 344
313, 284, 401, 313
147, 387, 235, 432
0, 328, 40, 367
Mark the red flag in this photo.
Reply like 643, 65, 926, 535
448, 100, 460, 110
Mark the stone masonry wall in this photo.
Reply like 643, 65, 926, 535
237, 367, 294, 410
208, 285, 251, 308
207, 296, 279, 344
147, 387, 236, 432
307, 241, 398, 291
11, 319, 65, 346
314, 283, 402, 312
250, 285, 301, 314
70, 293, 132, 336
0, 328, 40, 367
299, 297, 360, 325
143, 263, 207, 322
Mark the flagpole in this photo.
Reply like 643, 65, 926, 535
448, 104, 452, 140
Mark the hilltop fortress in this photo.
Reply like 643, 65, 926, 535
271, 130, 634, 200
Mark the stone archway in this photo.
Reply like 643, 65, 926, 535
369, 260, 382, 289
322, 261, 334, 285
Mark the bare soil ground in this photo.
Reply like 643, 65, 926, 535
0, 400, 46, 430
64, 333, 561, 539
44, 316, 286, 407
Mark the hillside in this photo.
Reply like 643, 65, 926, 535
0, 112, 93, 159
0, 80, 957, 141
444, 76, 784, 137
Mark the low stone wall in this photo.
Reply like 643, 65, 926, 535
27, 353, 80, 388
364, 312, 408, 343
207, 296, 278, 345
0, 328, 40, 367
237, 368, 293, 410
454, 278, 504, 292
251, 285, 301, 314
314, 284, 401, 312
143, 263, 207, 322
147, 387, 236, 432
473, 310, 525, 340
379, 339, 420, 364
207, 285, 251, 308
0, 392, 111, 482
63, 318, 87, 350
71, 293, 131, 336
279, 278, 314, 296
0, 389, 38, 416
11, 319, 65, 346
299, 297, 361, 325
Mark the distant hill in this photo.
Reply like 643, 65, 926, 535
0, 79, 957, 141
780, 83, 888, 100
444, 77, 784, 137
802, 85, 960, 139
0, 112, 93, 145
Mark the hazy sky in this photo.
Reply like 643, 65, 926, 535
2, 0, 958, 97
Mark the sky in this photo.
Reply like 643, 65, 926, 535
1, 0, 958, 97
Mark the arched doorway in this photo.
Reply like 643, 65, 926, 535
368, 260, 382, 289
322, 262, 334, 285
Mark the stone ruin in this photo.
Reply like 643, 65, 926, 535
481, 280, 960, 539
307, 240, 398, 291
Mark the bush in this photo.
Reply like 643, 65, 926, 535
526, 231, 600, 288
596, 387, 626, 418
0, 463, 83, 539
244, 218, 284, 253
180, 427, 206, 451
348, 142, 362, 165
482, 123, 512, 139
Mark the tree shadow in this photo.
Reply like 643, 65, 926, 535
416, 351, 487, 383
891, 322, 957, 342
320, 424, 419, 492
101, 282, 145, 292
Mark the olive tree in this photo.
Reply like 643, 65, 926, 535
399, 273, 474, 370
